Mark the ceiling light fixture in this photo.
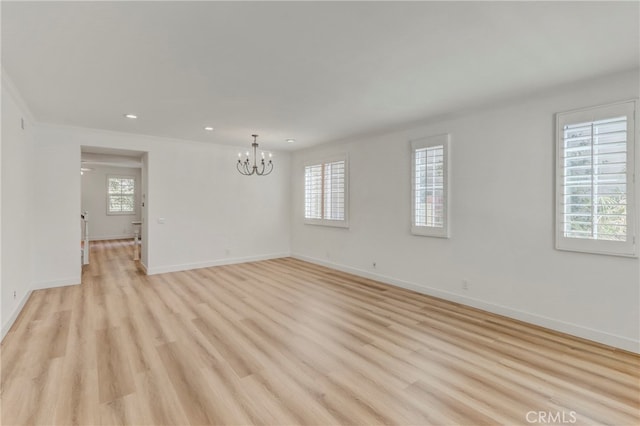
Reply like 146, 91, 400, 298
237, 134, 273, 176
204, 126, 215, 131
124, 114, 137, 119
286, 138, 296, 143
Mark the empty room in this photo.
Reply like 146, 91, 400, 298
1, 1, 639, 425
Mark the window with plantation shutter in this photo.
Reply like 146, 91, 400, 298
304, 156, 348, 227
107, 176, 136, 215
411, 134, 450, 237
556, 101, 636, 257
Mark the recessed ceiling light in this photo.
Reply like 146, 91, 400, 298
286, 138, 296, 143
204, 126, 215, 131
124, 114, 137, 119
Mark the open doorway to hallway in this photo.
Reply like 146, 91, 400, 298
80, 147, 148, 276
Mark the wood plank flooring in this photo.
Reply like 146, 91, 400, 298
1, 239, 639, 425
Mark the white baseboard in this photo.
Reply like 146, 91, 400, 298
89, 234, 134, 241
291, 254, 640, 354
31, 276, 81, 290
1, 289, 33, 341
147, 252, 291, 275
139, 261, 148, 275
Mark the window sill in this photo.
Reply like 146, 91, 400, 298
556, 238, 637, 258
411, 226, 449, 238
304, 219, 349, 229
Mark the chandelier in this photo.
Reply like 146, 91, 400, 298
237, 134, 273, 176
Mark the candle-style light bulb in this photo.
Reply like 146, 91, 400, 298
238, 152, 241, 158
245, 151, 250, 157
261, 152, 265, 159
269, 153, 273, 158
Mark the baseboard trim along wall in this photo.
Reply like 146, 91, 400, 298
147, 252, 291, 275
291, 254, 640, 354
1, 289, 33, 340
31, 277, 81, 291
6, 252, 635, 353
89, 234, 135, 241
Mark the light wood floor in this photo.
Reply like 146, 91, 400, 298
1, 239, 638, 425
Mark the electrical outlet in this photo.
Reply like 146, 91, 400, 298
13, 291, 17, 299
372, 261, 377, 268
462, 280, 470, 291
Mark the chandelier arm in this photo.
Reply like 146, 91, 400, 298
239, 161, 249, 175
263, 162, 273, 176
240, 161, 253, 175
237, 161, 247, 175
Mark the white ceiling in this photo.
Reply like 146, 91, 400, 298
2, 1, 638, 151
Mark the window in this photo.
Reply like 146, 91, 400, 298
107, 176, 136, 215
556, 100, 636, 257
304, 156, 348, 227
411, 134, 450, 237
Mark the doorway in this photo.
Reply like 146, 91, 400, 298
80, 147, 148, 274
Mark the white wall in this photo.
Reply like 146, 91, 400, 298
81, 165, 142, 240
1, 76, 34, 335
141, 152, 149, 267
32, 124, 291, 285
290, 69, 640, 352
1, 82, 2, 335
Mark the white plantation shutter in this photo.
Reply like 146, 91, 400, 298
414, 146, 444, 227
561, 117, 628, 240
411, 134, 450, 237
304, 164, 322, 219
324, 161, 345, 221
556, 101, 636, 257
304, 156, 348, 227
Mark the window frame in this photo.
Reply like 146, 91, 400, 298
411, 134, 450, 238
303, 154, 349, 228
555, 100, 637, 257
106, 175, 137, 216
